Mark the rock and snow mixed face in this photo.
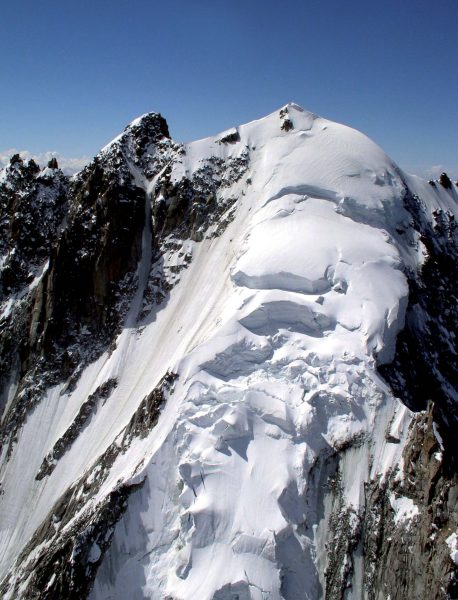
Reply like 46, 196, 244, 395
0, 104, 457, 599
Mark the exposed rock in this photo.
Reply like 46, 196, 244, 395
281, 118, 294, 132
279, 107, 294, 131
219, 130, 240, 144
0, 115, 173, 456
380, 185, 458, 467
36, 378, 118, 480
0, 372, 177, 597
9, 153, 22, 165
122, 371, 177, 444
364, 407, 457, 600
0, 480, 144, 600
439, 172, 453, 189
317, 177, 458, 599
313, 407, 458, 600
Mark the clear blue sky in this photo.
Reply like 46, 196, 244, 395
1, 0, 457, 176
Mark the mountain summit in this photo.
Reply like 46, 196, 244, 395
0, 105, 457, 599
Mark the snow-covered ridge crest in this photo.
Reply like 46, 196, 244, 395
0, 104, 457, 599
100, 111, 171, 153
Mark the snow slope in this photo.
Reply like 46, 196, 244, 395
0, 104, 456, 599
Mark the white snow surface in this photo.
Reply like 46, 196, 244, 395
389, 494, 420, 526
446, 533, 458, 565
1, 104, 457, 599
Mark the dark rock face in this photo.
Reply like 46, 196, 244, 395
0, 114, 172, 455
311, 408, 458, 600
362, 407, 458, 600
0, 372, 177, 599
0, 110, 249, 457
0, 157, 68, 297
36, 378, 118, 480
380, 186, 458, 468
279, 107, 294, 131
372, 182, 458, 598
0, 158, 69, 447
218, 130, 240, 144
439, 172, 453, 190
317, 180, 458, 599
38, 155, 145, 352
0, 479, 144, 600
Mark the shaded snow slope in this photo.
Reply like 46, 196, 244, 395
0, 104, 457, 599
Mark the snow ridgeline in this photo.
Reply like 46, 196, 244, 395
0, 104, 457, 599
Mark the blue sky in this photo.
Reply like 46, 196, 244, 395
1, 0, 457, 176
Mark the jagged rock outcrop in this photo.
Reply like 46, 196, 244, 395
380, 183, 458, 466
0, 154, 67, 296
0, 372, 177, 599
313, 405, 458, 600
316, 177, 458, 600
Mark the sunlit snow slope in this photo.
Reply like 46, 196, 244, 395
0, 104, 457, 599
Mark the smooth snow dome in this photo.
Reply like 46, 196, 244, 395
1, 104, 456, 600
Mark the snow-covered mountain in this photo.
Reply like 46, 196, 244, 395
0, 104, 457, 600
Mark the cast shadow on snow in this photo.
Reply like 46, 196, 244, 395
239, 301, 336, 338
89, 478, 152, 600
132, 252, 172, 329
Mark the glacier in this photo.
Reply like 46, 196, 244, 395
0, 104, 457, 599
